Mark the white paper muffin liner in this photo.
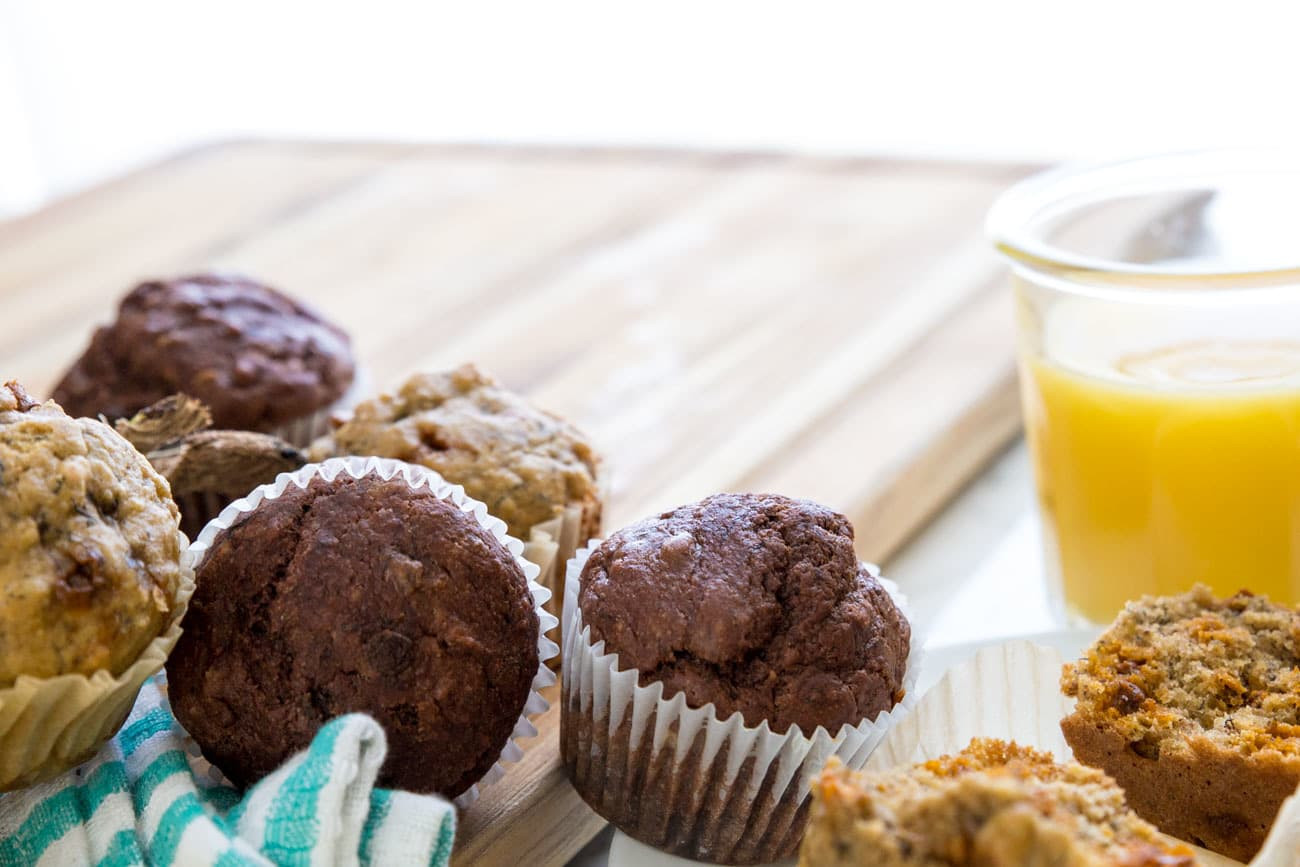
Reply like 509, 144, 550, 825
560, 542, 922, 864
189, 455, 558, 809
270, 364, 372, 448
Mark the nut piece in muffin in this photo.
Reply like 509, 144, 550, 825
0, 381, 183, 683
578, 492, 909, 734
563, 492, 912, 864
307, 364, 600, 544
166, 470, 541, 798
53, 273, 356, 434
1061, 585, 1300, 862
800, 738, 1198, 866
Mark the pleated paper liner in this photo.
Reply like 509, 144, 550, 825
561, 542, 922, 865
191, 456, 559, 808
866, 639, 1300, 867
525, 497, 598, 667
0, 533, 196, 791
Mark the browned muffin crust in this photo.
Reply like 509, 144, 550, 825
53, 273, 355, 431
800, 740, 1198, 866
1061, 586, 1300, 862
578, 493, 910, 734
0, 381, 183, 683
308, 364, 600, 542
166, 472, 540, 797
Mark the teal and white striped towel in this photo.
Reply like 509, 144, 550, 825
0, 677, 455, 866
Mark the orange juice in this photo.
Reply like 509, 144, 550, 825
1024, 336, 1300, 623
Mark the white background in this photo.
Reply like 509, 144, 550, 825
3, 1, 1300, 216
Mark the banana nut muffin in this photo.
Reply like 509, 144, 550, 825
52, 273, 355, 433
0, 381, 184, 682
1061, 585, 1300, 862
308, 364, 600, 542
800, 739, 1198, 866
577, 492, 910, 734
166, 470, 540, 797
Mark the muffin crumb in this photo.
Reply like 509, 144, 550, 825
1, 381, 38, 413
1061, 585, 1300, 861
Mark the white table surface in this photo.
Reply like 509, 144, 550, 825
568, 438, 1055, 865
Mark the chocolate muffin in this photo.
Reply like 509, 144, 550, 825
562, 493, 914, 864
577, 492, 910, 734
166, 468, 541, 798
53, 273, 356, 438
0, 381, 184, 682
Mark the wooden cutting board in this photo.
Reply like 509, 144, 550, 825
0, 141, 1034, 865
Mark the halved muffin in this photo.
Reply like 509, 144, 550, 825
1061, 585, 1300, 862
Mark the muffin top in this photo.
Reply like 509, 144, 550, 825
0, 381, 183, 684
308, 365, 599, 540
166, 471, 540, 797
53, 273, 355, 431
578, 492, 911, 734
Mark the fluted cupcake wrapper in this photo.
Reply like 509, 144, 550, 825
270, 364, 373, 449
191, 455, 559, 809
525, 491, 602, 668
0, 532, 196, 791
560, 542, 922, 864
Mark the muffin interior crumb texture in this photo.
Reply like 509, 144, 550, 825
166, 472, 540, 797
577, 492, 911, 734
0, 381, 182, 683
1062, 585, 1300, 757
308, 364, 599, 541
52, 273, 355, 431
799, 739, 1198, 866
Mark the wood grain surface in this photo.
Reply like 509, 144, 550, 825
0, 141, 1033, 866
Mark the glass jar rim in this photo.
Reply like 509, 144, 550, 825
987, 148, 1300, 290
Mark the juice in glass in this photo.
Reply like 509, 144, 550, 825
990, 150, 1300, 622
1024, 328, 1300, 623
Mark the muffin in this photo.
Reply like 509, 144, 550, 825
0, 381, 193, 788
308, 364, 601, 619
166, 457, 557, 800
113, 394, 308, 538
561, 493, 916, 864
800, 739, 1198, 866
52, 273, 359, 445
1061, 585, 1300, 862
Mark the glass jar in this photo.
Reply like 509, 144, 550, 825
988, 150, 1300, 623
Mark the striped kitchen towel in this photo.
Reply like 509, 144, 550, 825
0, 678, 455, 866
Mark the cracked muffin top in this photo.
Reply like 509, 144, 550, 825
52, 273, 355, 431
308, 364, 600, 541
165, 471, 540, 797
577, 492, 911, 734
0, 381, 183, 684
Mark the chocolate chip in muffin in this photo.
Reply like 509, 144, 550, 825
53, 273, 355, 432
577, 492, 911, 734
165, 471, 540, 797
